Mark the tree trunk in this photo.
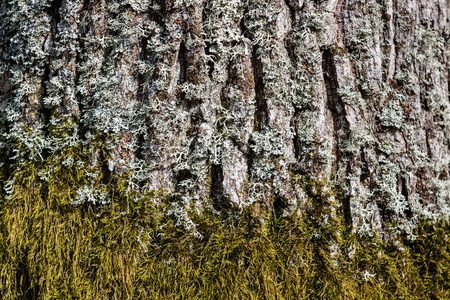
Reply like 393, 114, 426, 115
1, 0, 449, 237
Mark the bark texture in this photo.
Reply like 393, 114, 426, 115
0, 0, 449, 236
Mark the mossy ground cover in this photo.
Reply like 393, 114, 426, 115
0, 155, 449, 299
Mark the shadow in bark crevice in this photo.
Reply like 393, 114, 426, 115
322, 48, 352, 227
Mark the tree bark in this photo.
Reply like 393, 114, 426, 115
0, 0, 449, 236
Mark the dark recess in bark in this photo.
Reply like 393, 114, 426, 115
211, 163, 228, 211
401, 176, 412, 218
251, 46, 268, 131
322, 48, 352, 226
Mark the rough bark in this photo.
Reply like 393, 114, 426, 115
0, 0, 449, 237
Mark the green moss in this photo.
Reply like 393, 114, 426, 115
0, 151, 449, 299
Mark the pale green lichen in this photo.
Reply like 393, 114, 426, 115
379, 101, 404, 129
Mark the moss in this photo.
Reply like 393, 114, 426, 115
1, 159, 450, 299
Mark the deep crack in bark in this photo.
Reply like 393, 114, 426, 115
322, 49, 352, 226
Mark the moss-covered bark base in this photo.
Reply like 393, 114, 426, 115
0, 162, 449, 299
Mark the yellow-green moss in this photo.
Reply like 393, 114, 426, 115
0, 157, 449, 299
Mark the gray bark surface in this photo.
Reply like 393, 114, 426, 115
0, 0, 449, 236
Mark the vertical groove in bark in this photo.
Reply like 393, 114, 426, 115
401, 176, 412, 218
178, 41, 188, 86
177, 39, 189, 114
322, 49, 342, 166
322, 48, 351, 225
210, 163, 225, 210
283, 0, 296, 27
251, 46, 268, 131
75, 0, 90, 107
46, 0, 63, 32
204, 41, 214, 79
41, 0, 63, 143
136, 34, 149, 166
